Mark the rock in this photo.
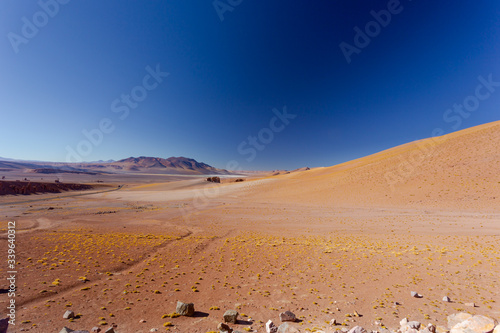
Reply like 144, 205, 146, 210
330, 318, 338, 326
400, 318, 409, 326
139, 319, 146, 323
60, 328, 74, 333
277, 322, 301, 333
266, 319, 278, 333
341, 328, 349, 333
218, 322, 232, 333
59, 329, 89, 333
104, 328, 115, 333
493, 325, 500, 333
149, 329, 159, 332
448, 313, 473, 329
176, 301, 195, 316
406, 330, 420, 333
280, 311, 297, 322
63, 310, 75, 319
91, 328, 101, 333
0, 318, 9, 333
450, 315, 496, 333
347, 326, 367, 333
223, 309, 239, 324
411, 291, 423, 298
443, 296, 451, 302
464, 302, 476, 307
427, 324, 437, 333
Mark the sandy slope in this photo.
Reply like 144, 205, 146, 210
0, 121, 498, 333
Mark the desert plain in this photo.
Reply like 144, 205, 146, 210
0, 121, 499, 333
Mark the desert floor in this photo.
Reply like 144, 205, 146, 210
0, 171, 498, 333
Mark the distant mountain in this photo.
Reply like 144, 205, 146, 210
107, 156, 228, 174
0, 156, 229, 175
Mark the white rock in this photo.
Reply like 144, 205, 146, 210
448, 313, 473, 329
266, 319, 278, 333
450, 315, 496, 333
63, 310, 75, 319
443, 296, 451, 302
411, 291, 423, 298
348, 326, 368, 333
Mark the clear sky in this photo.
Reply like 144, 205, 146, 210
1, 1, 499, 170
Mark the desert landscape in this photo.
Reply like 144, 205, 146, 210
0, 120, 498, 333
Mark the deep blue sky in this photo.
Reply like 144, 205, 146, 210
1, 1, 499, 170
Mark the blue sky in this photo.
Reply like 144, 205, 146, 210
1, 1, 499, 170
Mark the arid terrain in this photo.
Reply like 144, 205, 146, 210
0, 121, 499, 333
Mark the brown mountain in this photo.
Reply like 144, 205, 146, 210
107, 156, 228, 174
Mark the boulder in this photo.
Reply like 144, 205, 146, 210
218, 322, 232, 333
448, 313, 473, 329
63, 310, 75, 319
450, 315, 496, 333
411, 291, 423, 298
0, 318, 9, 333
266, 319, 278, 333
176, 301, 195, 316
280, 311, 297, 322
348, 326, 368, 333
223, 310, 239, 324
277, 322, 301, 333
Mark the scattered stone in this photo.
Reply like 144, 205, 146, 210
149, 329, 159, 332
450, 315, 496, 333
91, 328, 101, 333
266, 319, 278, 333
59, 329, 89, 333
218, 322, 232, 333
277, 322, 301, 333
464, 302, 476, 307
176, 301, 195, 316
341, 328, 349, 333
443, 296, 451, 302
0, 318, 9, 333
104, 328, 115, 333
280, 310, 297, 322
347, 326, 368, 333
330, 318, 338, 326
60, 328, 74, 333
448, 313, 473, 329
224, 310, 239, 324
411, 291, 423, 298
400, 318, 409, 326
354, 310, 362, 317
139, 319, 146, 323
63, 310, 75, 319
